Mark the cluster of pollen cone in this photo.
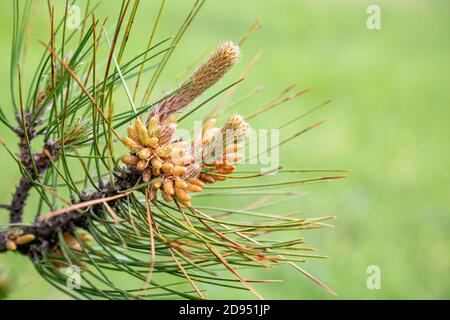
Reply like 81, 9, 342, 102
121, 114, 250, 207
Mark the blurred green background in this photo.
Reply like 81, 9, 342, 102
0, 0, 449, 299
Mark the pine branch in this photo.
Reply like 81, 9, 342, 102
0, 2, 344, 299
0, 169, 140, 257
8, 112, 54, 224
